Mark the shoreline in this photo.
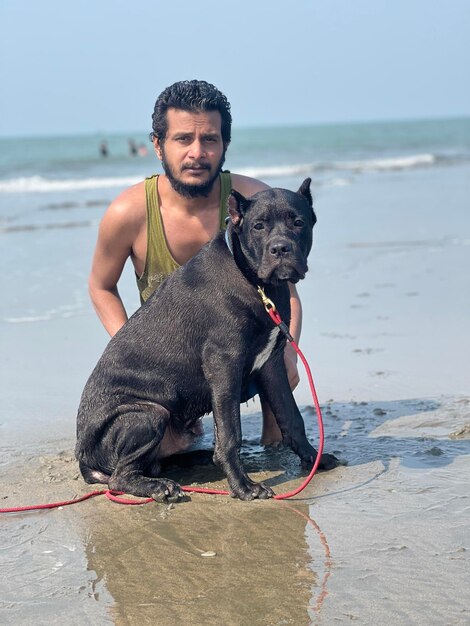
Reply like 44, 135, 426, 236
1, 394, 469, 625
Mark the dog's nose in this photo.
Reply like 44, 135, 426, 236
269, 240, 293, 257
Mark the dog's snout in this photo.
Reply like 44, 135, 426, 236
269, 239, 293, 257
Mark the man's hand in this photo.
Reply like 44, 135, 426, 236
284, 343, 300, 390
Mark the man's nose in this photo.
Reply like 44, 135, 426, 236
188, 140, 206, 159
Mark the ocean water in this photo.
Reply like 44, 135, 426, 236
1, 116, 469, 204
0, 116, 469, 437
1, 116, 469, 323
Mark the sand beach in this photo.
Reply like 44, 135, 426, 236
1, 121, 469, 624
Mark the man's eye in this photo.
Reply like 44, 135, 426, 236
254, 223, 264, 230
294, 219, 304, 227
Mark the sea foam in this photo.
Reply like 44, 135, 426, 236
0, 153, 436, 194
333, 153, 436, 172
0, 175, 144, 193
237, 153, 436, 180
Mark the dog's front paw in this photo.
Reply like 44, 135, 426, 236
296, 441, 317, 468
151, 479, 185, 503
300, 449, 341, 472
318, 452, 341, 471
230, 480, 274, 501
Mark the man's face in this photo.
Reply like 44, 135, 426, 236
154, 108, 227, 198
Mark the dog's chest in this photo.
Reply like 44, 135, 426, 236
250, 327, 280, 373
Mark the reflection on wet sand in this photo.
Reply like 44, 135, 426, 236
286, 504, 333, 622
77, 437, 332, 625
82, 494, 328, 626
0, 433, 333, 626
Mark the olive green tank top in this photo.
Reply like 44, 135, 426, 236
136, 171, 232, 303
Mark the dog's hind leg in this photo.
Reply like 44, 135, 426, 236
107, 404, 185, 502
79, 460, 110, 485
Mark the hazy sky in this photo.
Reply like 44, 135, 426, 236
1, 0, 468, 136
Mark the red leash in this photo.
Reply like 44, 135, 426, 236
258, 289, 325, 501
0, 489, 155, 513
0, 290, 324, 512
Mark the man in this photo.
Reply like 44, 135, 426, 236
88, 80, 302, 446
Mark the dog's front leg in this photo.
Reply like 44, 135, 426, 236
256, 354, 339, 471
203, 350, 274, 500
212, 393, 274, 500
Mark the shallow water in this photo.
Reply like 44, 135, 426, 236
1, 398, 469, 624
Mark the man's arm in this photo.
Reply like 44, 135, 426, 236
88, 189, 141, 337
285, 282, 302, 389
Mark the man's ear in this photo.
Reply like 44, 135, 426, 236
297, 177, 313, 206
227, 190, 250, 227
153, 136, 163, 160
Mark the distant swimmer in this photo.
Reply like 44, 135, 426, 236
138, 143, 148, 157
128, 139, 138, 156
100, 141, 108, 157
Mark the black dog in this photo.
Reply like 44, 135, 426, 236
76, 178, 338, 501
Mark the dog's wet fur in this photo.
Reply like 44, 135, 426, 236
75, 179, 339, 502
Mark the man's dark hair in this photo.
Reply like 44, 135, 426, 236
150, 80, 232, 145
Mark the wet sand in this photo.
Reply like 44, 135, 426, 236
1, 165, 470, 624
0, 422, 332, 625
2, 398, 469, 625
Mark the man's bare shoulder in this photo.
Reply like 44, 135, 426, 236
230, 173, 270, 197
102, 180, 147, 229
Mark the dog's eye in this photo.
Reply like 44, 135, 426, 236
253, 223, 265, 230
294, 219, 305, 227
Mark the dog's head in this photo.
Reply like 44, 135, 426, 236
227, 178, 316, 285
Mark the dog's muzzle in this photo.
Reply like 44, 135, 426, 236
259, 238, 308, 284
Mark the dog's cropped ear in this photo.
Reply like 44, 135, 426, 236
227, 189, 250, 227
297, 177, 313, 207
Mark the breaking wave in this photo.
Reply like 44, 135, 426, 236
0, 174, 144, 193
0, 153, 443, 194
239, 153, 436, 180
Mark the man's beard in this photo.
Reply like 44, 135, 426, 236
161, 149, 226, 198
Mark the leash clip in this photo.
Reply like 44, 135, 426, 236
257, 286, 276, 313
257, 285, 294, 341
